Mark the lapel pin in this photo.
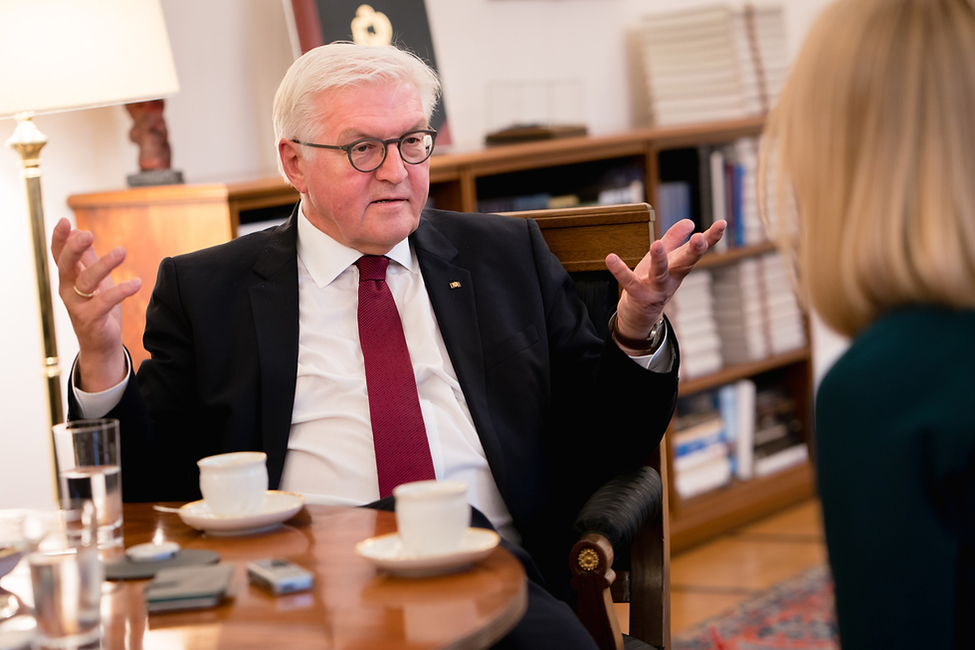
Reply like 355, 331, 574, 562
449, 281, 462, 289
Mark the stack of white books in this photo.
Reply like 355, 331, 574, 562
710, 251, 805, 364
711, 258, 768, 364
665, 270, 723, 378
729, 5, 790, 113
759, 252, 806, 355
631, 4, 789, 127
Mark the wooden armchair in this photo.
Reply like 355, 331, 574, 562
503, 204, 671, 650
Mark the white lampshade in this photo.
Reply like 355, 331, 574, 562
0, 0, 179, 118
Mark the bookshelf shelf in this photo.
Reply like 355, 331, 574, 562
678, 347, 810, 397
669, 462, 815, 550
69, 115, 813, 552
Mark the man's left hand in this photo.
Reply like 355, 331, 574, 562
605, 219, 726, 347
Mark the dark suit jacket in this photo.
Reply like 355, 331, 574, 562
83, 206, 679, 583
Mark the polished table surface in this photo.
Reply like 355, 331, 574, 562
4, 502, 528, 650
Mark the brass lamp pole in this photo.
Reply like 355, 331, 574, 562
7, 114, 64, 428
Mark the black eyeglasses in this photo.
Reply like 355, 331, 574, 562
291, 129, 437, 173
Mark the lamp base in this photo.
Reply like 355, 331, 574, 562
126, 168, 184, 187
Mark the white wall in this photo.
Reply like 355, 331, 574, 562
0, 0, 843, 509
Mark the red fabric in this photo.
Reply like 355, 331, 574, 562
355, 255, 435, 498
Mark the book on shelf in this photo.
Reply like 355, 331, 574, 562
630, 4, 789, 127
752, 420, 807, 477
719, 378, 756, 481
754, 440, 808, 477
671, 389, 733, 498
710, 251, 806, 364
749, 385, 807, 476
674, 437, 728, 472
666, 269, 724, 378
657, 136, 768, 251
656, 181, 692, 233
708, 137, 767, 249
675, 453, 733, 498
760, 253, 806, 354
670, 375, 809, 491
673, 416, 725, 458
711, 259, 768, 363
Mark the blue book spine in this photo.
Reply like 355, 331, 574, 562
733, 164, 745, 247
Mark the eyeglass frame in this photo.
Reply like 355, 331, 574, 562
290, 129, 438, 173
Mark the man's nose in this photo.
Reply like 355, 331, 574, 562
375, 142, 409, 180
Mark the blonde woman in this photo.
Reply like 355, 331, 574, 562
760, 0, 975, 646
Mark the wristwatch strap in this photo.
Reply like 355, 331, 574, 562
609, 313, 666, 355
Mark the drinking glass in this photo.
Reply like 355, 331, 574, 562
52, 419, 123, 549
27, 503, 103, 649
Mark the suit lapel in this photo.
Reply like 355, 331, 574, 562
410, 217, 509, 496
249, 210, 300, 489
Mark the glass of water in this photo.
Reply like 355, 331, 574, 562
51, 419, 123, 549
27, 503, 103, 649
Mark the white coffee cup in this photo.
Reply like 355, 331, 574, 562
197, 452, 268, 516
393, 480, 470, 557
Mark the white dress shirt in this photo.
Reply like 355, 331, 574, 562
280, 209, 518, 541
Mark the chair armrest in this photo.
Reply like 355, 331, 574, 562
570, 466, 664, 650
573, 466, 663, 550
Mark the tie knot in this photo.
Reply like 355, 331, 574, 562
355, 255, 389, 282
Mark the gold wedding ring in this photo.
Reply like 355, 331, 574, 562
73, 285, 96, 299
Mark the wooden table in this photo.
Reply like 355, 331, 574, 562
4, 503, 528, 650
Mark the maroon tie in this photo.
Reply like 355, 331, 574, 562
355, 255, 435, 498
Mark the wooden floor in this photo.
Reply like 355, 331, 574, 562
616, 497, 828, 636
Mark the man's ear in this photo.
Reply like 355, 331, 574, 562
278, 139, 308, 194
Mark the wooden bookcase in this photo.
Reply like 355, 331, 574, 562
68, 115, 813, 551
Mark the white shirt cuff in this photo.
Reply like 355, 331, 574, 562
71, 351, 132, 419
626, 325, 674, 372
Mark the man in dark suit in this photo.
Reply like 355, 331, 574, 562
53, 43, 724, 649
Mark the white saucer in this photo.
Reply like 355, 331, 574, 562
355, 528, 500, 577
178, 491, 305, 535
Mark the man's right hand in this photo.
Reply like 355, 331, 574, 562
51, 218, 142, 392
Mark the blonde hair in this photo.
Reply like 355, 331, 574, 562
759, 0, 975, 337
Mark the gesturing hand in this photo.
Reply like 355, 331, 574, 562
605, 219, 726, 346
51, 218, 142, 392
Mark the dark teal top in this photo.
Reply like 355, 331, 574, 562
816, 306, 975, 648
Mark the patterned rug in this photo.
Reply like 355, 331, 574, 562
673, 565, 839, 650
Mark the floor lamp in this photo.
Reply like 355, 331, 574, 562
0, 0, 179, 463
